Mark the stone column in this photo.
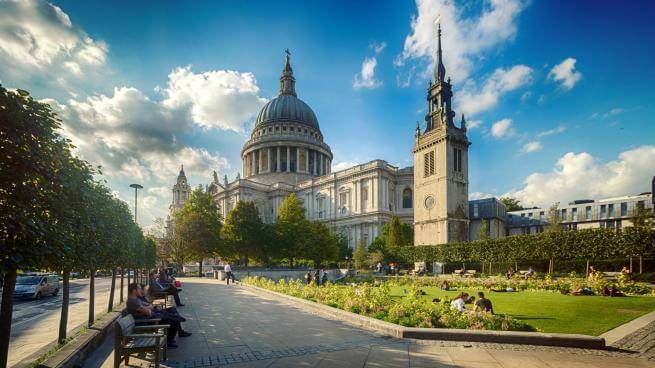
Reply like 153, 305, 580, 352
267, 148, 271, 173
372, 176, 378, 210
284, 146, 289, 172
319, 154, 324, 176
277, 146, 281, 172
305, 149, 310, 172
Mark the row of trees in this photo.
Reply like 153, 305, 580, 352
165, 190, 351, 273
353, 215, 414, 269
397, 227, 655, 272
0, 87, 155, 367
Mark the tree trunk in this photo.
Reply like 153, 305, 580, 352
0, 267, 17, 368
58, 269, 70, 344
88, 270, 95, 328
126, 268, 131, 290
198, 260, 203, 277
482, 262, 485, 274
119, 268, 124, 303
629, 257, 633, 273
585, 260, 590, 278
639, 256, 643, 274
515, 261, 518, 271
108, 268, 116, 312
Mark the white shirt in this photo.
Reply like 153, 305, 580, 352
450, 298, 466, 312
224, 264, 232, 272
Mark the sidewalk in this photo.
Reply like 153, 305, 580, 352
86, 278, 655, 367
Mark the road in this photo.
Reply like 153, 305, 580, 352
5, 276, 124, 367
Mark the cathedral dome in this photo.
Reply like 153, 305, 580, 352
255, 94, 319, 130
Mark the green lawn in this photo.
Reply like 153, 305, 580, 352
389, 286, 655, 336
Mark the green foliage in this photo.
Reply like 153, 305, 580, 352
545, 202, 563, 233
353, 241, 368, 270
221, 201, 265, 266
242, 277, 532, 331
303, 221, 340, 267
274, 193, 309, 266
476, 219, 490, 240
500, 197, 524, 211
633, 202, 654, 229
396, 227, 655, 265
173, 187, 222, 266
336, 232, 352, 261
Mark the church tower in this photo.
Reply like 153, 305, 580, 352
171, 165, 190, 211
413, 23, 470, 245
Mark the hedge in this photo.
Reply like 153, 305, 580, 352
397, 227, 655, 264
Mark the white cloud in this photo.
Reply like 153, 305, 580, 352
396, 0, 525, 84
469, 191, 497, 200
371, 41, 387, 54
505, 146, 655, 207
353, 57, 382, 90
160, 66, 267, 132
490, 118, 514, 139
548, 58, 582, 90
332, 161, 360, 172
457, 65, 533, 116
537, 126, 566, 137
521, 141, 542, 153
466, 119, 482, 130
0, 0, 107, 89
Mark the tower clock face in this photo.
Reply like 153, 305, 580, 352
424, 195, 435, 209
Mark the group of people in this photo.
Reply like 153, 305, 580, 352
127, 266, 191, 348
305, 269, 329, 285
449, 291, 494, 314
505, 266, 534, 280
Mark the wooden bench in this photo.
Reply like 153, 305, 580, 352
453, 270, 464, 277
463, 270, 477, 278
115, 314, 168, 368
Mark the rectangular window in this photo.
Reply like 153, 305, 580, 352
561, 209, 567, 221
317, 197, 324, 219
261, 150, 268, 172
423, 151, 435, 177
608, 203, 615, 217
361, 187, 368, 210
308, 149, 314, 174
585, 206, 591, 220
299, 149, 307, 172
620, 202, 627, 217
453, 147, 462, 172
539, 211, 545, 221
600, 204, 606, 219
528, 212, 533, 218
473, 203, 479, 218
572, 207, 578, 221
280, 146, 288, 172
340, 192, 348, 209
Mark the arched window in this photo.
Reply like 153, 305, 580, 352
402, 188, 413, 209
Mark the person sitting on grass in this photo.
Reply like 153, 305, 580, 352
506, 267, 516, 280
440, 280, 450, 291
127, 283, 191, 348
602, 285, 625, 297
473, 292, 494, 314
450, 292, 469, 312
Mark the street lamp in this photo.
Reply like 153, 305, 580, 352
129, 183, 143, 224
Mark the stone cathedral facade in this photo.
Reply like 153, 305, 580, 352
167, 29, 469, 248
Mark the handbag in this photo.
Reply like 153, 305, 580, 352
174, 280, 182, 288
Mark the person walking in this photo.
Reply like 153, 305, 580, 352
224, 262, 234, 285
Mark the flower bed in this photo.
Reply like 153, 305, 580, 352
347, 273, 654, 296
241, 276, 533, 331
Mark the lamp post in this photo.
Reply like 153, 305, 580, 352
129, 184, 143, 284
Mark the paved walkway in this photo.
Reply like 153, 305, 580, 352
87, 278, 655, 367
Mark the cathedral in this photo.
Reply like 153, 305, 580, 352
168, 26, 470, 248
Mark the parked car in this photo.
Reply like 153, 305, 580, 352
13, 274, 60, 300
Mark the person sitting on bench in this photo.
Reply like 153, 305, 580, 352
127, 283, 191, 348
149, 272, 184, 307
138, 284, 186, 322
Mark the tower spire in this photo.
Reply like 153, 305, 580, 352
279, 49, 297, 97
434, 20, 446, 82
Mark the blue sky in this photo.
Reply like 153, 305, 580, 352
1, 0, 654, 229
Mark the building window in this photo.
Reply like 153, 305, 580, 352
299, 149, 307, 171
572, 207, 578, 221
539, 211, 545, 221
561, 209, 567, 221
261, 150, 268, 172
339, 192, 348, 213
361, 186, 368, 210
280, 147, 287, 172
528, 212, 533, 218
473, 203, 479, 218
317, 197, 325, 219
454, 147, 462, 172
608, 203, 615, 218
620, 202, 627, 217
424, 151, 435, 177
402, 188, 412, 209
585, 206, 591, 220
600, 204, 606, 219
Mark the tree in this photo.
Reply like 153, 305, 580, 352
545, 202, 563, 233
500, 197, 524, 211
633, 202, 654, 229
368, 250, 385, 268
221, 201, 265, 267
0, 87, 74, 365
336, 232, 352, 261
274, 193, 310, 267
303, 221, 339, 268
353, 241, 369, 270
476, 219, 490, 240
173, 187, 222, 276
